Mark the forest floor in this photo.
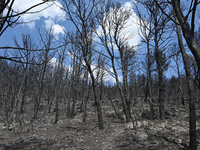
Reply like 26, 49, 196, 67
0, 99, 200, 150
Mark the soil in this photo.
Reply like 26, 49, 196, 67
0, 99, 200, 150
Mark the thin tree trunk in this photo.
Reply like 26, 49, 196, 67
177, 61, 185, 105
154, 1, 165, 120
20, 64, 28, 113
70, 91, 76, 118
120, 51, 131, 116
54, 101, 59, 124
111, 56, 131, 122
147, 41, 154, 120
33, 55, 48, 119
87, 63, 104, 130
0, 0, 4, 25
82, 72, 89, 122
48, 89, 54, 113
83, 85, 90, 123
99, 74, 104, 101
7, 68, 27, 131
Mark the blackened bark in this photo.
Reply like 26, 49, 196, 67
54, 91, 59, 124
111, 55, 131, 122
172, 0, 200, 72
175, 13, 197, 150
33, 48, 49, 119
147, 41, 154, 120
154, 1, 165, 120
120, 50, 131, 116
86, 62, 104, 130
20, 63, 28, 114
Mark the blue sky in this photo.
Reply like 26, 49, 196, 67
0, 1, 65, 44
1, 0, 198, 80
0, 0, 144, 82
1, 0, 140, 46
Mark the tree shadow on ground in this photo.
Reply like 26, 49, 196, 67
0, 138, 55, 150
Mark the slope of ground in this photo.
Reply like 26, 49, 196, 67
0, 100, 200, 150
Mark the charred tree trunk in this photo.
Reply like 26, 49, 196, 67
111, 56, 131, 122
154, 1, 165, 120
82, 71, 89, 123
175, 13, 197, 150
33, 50, 49, 120
172, 0, 200, 72
86, 61, 104, 130
20, 62, 28, 114
147, 41, 154, 120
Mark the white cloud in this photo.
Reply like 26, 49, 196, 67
96, 2, 141, 48
123, 2, 141, 46
44, 18, 65, 38
49, 57, 58, 67
12, 0, 65, 28
52, 24, 65, 34
49, 57, 69, 69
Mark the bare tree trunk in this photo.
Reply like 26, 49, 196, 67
0, 0, 4, 25
99, 74, 104, 101
54, 88, 59, 124
70, 91, 76, 118
83, 83, 90, 123
54, 49, 67, 124
20, 62, 28, 113
155, 39, 165, 118
82, 21, 104, 129
54, 84, 60, 124
66, 98, 71, 118
67, 74, 72, 117
82, 71, 89, 122
175, 14, 197, 150
111, 57, 131, 122
147, 41, 154, 120
86, 62, 104, 130
20, 75, 27, 113
48, 89, 55, 113
154, 1, 165, 120
172, 0, 200, 72
157, 68, 165, 120
7, 68, 27, 131
120, 51, 131, 117
33, 50, 49, 120
61, 0, 104, 129
176, 60, 185, 105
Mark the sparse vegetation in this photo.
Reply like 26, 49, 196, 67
0, 0, 200, 149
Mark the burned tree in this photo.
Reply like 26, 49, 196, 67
95, 2, 136, 122
61, 0, 104, 130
